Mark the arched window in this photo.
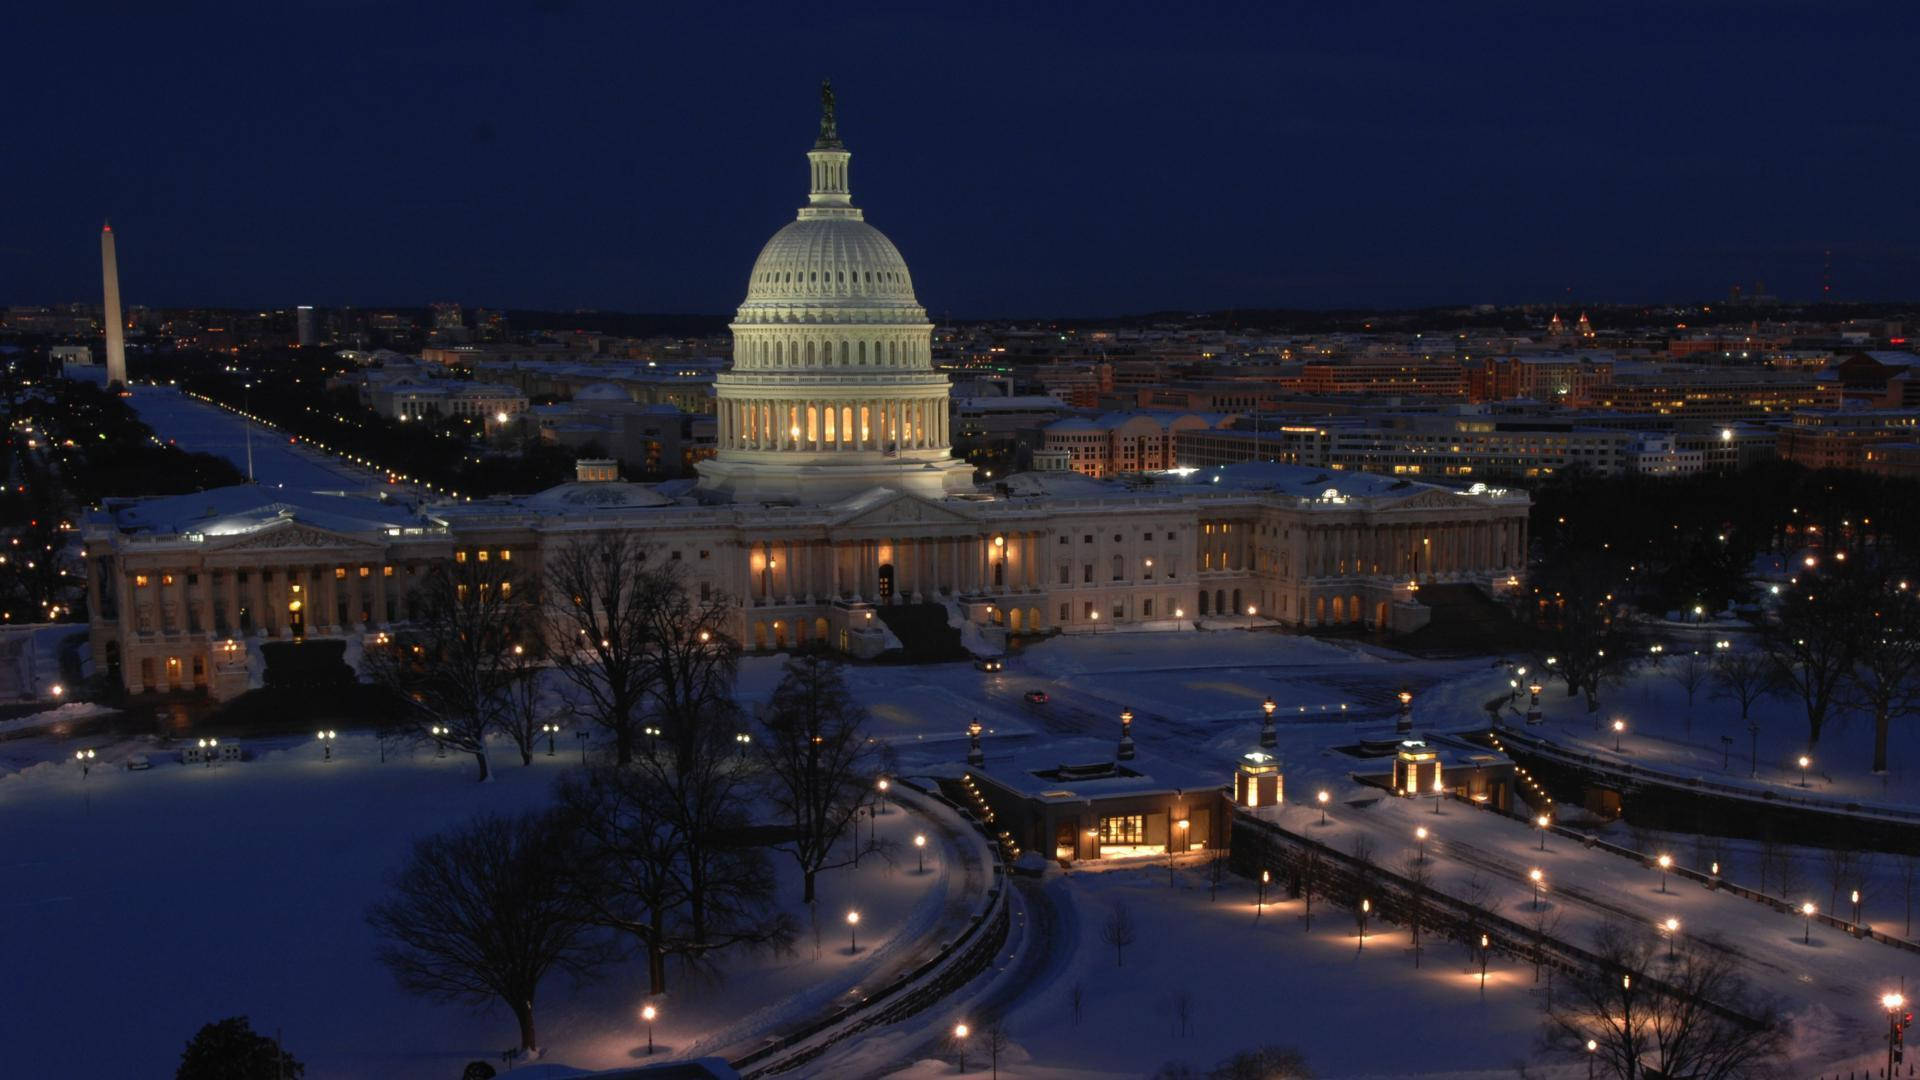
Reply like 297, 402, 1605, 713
1112, 554, 1124, 581
840, 340, 849, 364
858, 341, 866, 364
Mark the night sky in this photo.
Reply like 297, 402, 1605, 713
7, 2, 1916, 316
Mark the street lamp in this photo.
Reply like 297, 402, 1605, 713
1527, 682, 1543, 724
1586, 1038, 1598, 1080
846, 909, 860, 953
1536, 813, 1551, 851
1415, 825, 1428, 863
1529, 867, 1545, 910
1358, 898, 1370, 949
1397, 687, 1413, 733
1798, 754, 1812, 787
954, 1023, 970, 1073
198, 736, 218, 767
914, 833, 927, 873
1261, 695, 1278, 749
1662, 917, 1679, 960
1259, 868, 1269, 914
1656, 854, 1673, 894
1885, 992, 1907, 1079
74, 747, 96, 777
430, 724, 447, 757
542, 722, 560, 755
1316, 789, 1330, 826
316, 729, 336, 761
1479, 932, 1490, 995
1853, 888, 1862, 928
640, 1003, 658, 1055
734, 731, 752, 759
1802, 901, 1816, 944
1612, 718, 1625, 752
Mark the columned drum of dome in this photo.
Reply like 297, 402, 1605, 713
695, 85, 975, 505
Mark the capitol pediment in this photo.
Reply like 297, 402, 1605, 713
205, 519, 385, 553
831, 490, 978, 529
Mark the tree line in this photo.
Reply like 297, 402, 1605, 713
363, 536, 890, 1056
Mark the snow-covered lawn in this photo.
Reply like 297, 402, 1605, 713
1519, 646, 1920, 809
1271, 790, 1920, 1075
0, 732, 956, 1078
871, 863, 1547, 1080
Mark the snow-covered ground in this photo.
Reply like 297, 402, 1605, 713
0, 732, 957, 1078
70, 370, 400, 496
1517, 643, 1920, 809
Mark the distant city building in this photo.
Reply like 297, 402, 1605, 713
296, 305, 316, 347
80, 88, 1531, 701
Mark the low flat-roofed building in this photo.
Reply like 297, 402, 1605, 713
938, 735, 1231, 864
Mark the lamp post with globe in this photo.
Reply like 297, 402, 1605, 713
1260, 696, 1278, 749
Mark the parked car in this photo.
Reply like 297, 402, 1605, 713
1023, 689, 1049, 705
124, 754, 151, 771
974, 657, 1004, 672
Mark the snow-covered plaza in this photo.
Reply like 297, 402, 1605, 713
8, 625, 1920, 1077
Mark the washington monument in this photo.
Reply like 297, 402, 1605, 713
100, 222, 127, 387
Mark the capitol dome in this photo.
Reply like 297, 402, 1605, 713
694, 82, 974, 506
741, 218, 918, 311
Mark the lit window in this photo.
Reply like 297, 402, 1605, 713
161, 574, 175, 586
335, 567, 347, 580
382, 565, 394, 578
499, 550, 511, 561
359, 566, 370, 578
135, 574, 150, 587
477, 550, 489, 562
455, 551, 468, 563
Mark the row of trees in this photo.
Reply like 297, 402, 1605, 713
363, 534, 891, 1056
1518, 516, 1920, 775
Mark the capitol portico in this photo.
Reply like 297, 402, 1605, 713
82, 88, 1530, 701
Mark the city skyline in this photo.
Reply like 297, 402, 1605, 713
7, 3, 1918, 315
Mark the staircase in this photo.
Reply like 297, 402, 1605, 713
1396, 583, 1527, 654
873, 602, 970, 664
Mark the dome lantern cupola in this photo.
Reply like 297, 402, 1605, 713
805, 79, 856, 217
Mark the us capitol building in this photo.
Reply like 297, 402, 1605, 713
82, 90, 1530, 700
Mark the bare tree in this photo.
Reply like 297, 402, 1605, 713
1541, 922, 1787, 1080
1665, 649, 1710, 735
984, 1022, 1010, 1078
364, 559, 530, 781
639, 706, 781, 944
366, 811, 607, 1055
1820, 846, 1861, 917
1758, 834, 1801, 901
1528, 903, 1565, 996
1766, 569, 1865, 751
496, 640, 555, 767
1709, 648, 1778, 724
1101, 902, 1137, 966
546, 533, 656, 765
1171, 988, 1194, 1038
1070, 981, 1084, 1025
1902, 854, 1919, 938
635, 562, 740, 762
760, 654, 883, 903
1298, 845, 1322, 931
552, 762, 792, 995
1400, 853, 1432, 968
1838, 571, 1920, 774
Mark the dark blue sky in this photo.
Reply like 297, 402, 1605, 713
8, 2, 1916, 316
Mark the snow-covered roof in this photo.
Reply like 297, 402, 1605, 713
100, 484, 422, 538
958, 737, 1224, 802
515, 481, 676, 512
